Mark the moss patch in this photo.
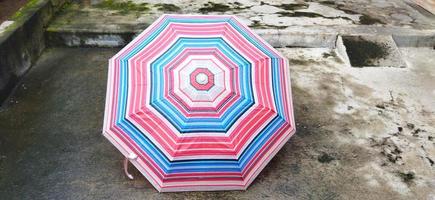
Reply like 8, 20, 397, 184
10, 0, 42, 21
199, 2, 230, 13
95, 0, 149, 14
3, 0, 44, 33
342, 36, 390, 67
59, 1, 79, 12
155, 3, 181, 12
359, 14, 384, 25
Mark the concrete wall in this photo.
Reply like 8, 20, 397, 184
0, 0, 68, 104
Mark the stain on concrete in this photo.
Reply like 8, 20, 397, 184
342, 36, 389, 67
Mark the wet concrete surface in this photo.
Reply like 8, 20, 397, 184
0, 47, 434, 199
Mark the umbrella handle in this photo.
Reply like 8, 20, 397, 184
124, 153, 138, 180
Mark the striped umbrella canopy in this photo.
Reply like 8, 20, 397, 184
103, 14, 296, 192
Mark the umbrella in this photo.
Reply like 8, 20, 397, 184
103, 14, 296, 192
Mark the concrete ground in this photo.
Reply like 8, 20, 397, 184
0, 46, 433, 199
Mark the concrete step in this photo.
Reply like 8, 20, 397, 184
45, 1, 435, 48
46, 21, 435, 49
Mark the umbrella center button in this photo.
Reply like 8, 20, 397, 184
195, 73, 209, 85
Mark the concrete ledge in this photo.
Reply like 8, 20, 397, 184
46, 24, 435, 48
0, 0, 67, 104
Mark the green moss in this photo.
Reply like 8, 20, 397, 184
199, 2, 230, 13
10, 0, 42, 21
1, 0, 44, 34
277, 3, 308, 10
46, 2, 83, 30
342, 36, 389, 67
95, 0, 149, 14
2, 22, 19, 34
58, 1, 80, 12
155, 3, 181, 12
47, 16, 73, 29
359, 14, 384, 25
